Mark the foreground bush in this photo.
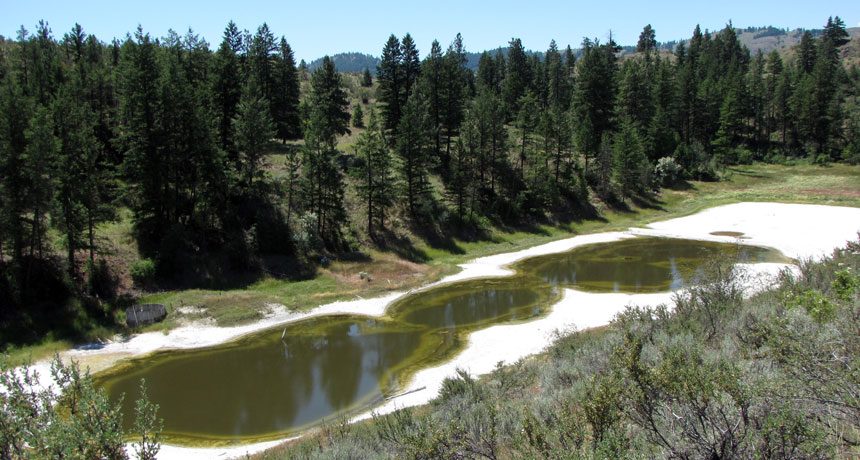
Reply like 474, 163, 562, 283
0, 356, 161, 460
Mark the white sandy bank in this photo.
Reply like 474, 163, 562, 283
25, 202, 860, 459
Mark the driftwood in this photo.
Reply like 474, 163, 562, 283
385, 386, 426, 401
126, 304, 168, 327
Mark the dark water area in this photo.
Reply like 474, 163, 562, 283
97, 237, 789, 442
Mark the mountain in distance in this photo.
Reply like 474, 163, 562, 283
310, 25, 860, 73
307, 52, 380, 74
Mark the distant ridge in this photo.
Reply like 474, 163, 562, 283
307, 52, 380, 74
308, 25, 860, 72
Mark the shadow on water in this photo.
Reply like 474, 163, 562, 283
96, 237, 791, 444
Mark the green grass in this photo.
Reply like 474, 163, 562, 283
12, 163, 860, 362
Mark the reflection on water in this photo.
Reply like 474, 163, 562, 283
516, 237, 786, 292
102, 318, 424, 437
98, 237, 789, 441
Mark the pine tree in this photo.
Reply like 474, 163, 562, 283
764, 50, 783, 144
377, 35, 404, 138
361, 67, 373, 87
440, 33, 468, 174
420, 40, 445, 164
271, 37, 301, 141
353, 108, 393, 235
302, 56, 349, 241
502, 37, 530, 118
212, 24, 243, 154
545, 40, 569, 110
0, 75, 33, 267
233, 76, 275, 188
449, 118, 477, 221
573, 38, 618, 174
396, 94, 431, 217
23, 106, 55, 260
823, 16, 850, 48
119, 27, 167, 236
618, 59, 654, 153
53, 84, 96, 278
637, 24, 657, 53
401, 33, 421, 100
352, 103, 364, 128
798, 31, 816, 75
613, 122, 646, 197
515, 90, 538, 178
248, 23, 277, 102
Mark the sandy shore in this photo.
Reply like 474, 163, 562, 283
26, 202, 860, 459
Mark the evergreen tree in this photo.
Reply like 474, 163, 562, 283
545, 40, 568, 110
352, 103, 364, 128
515, 90, 538, 178
233, 77, 275, 188
0, 75, 32, 267
823, 16, 850, 47
637, 24, 657, 53
420, 40, 445, 164
613, 122, 647, 197
439, 33, 468, 173
271, 37, 301, 141
798, 31, 816, 75
302, 56, 349, 241
764, 50, 784, 144
361, 67, 373, 87
477, 51, 500, 94
449, 117, 478, 221
401, 33, 421, 100
212, 23, 243, 154
223, 20, 244, 53
23, 106, 55, 260
309, 56, 350, 139
119, 27, 167, 238
471, 87, 508, 194
248, 23, 277, 102
377, 35, 404, 138
353, 108, 393, 235
53, 84, 96, 278
396, 94, 431, 217
502, 37, 530, 117
748, 51, 766, 151
618, 59, 654, 151
572, 38, 619, 174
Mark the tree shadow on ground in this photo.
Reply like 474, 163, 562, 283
630, 191, 666, 211
728, 167, 768, 179
372, 228, 431, 263
666, 179, 695, 191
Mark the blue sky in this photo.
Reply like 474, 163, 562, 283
2, 0, 858, 62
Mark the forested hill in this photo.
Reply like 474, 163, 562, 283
307, 52, 380, 73
311, 25, 860, 73
1, 15, 858, 348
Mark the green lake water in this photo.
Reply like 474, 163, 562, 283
97, 237, 789, 443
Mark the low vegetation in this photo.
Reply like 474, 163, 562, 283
0, 356, 162, 459
249, 237, 860, 460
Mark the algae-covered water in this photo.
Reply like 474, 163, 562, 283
97, 237, 789, 442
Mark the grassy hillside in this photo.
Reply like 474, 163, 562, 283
8, 161, 857, 365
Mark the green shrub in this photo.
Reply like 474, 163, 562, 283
130, 258, 157, 286
831, 269, 859, 301
0, 355, 161, 459
786, 289, 836, 323
654, 157, 681, 187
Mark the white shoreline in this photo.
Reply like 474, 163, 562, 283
27, 202, 860, 459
